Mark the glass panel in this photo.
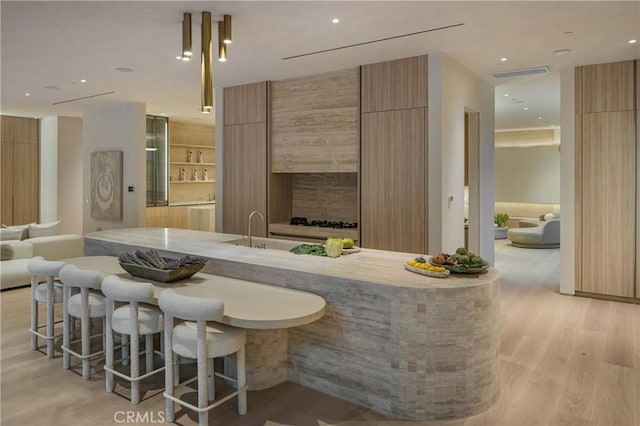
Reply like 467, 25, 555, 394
145, 115, 169, 206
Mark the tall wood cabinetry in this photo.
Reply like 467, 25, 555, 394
360, 56, 428, 253
1, 116, 39, 226
222, 82, 268, 237
575, 60, 639, 300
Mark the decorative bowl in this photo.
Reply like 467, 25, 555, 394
119, 262, 205, 283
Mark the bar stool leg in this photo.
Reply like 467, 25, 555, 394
122, 334, 130, 366
81, 289, 91, 380
237, 347, 247, 415
105, 300, 114, 393
131, 329, 140, 405
31, 287, 38, 351
164, 315, 175, 423
62, 286, 70, 370
207, 358, 215, 400
145, 334, 154, 374
46, 278, 55, 358
197, 321, 208, 426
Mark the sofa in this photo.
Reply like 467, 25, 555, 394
1, 234, 84, 290
508, 219, 560, 249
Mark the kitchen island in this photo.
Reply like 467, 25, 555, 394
85, 227, 500, 421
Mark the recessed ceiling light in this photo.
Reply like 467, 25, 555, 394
552, 49, 571, 56
176, 56, 182, 60
25, 93, 31, 96
504, 93, 509, 97
80, 79, 87, 83
500, 57, 507, 62
523, 107, 529, 110
332, 18, 340, 24
630, 39, 638, 44
115, 67, 134, 73
538, 116, 543, 120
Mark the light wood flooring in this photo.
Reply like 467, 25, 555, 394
1, 241, 638, 426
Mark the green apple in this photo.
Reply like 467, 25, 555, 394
342, 238, 355, 249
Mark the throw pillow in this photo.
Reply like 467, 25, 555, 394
0, 227, 25, 241
28, 220, 61, 238
544, 213, 555, 221
1, 223, 30, 240
0, 243, 14, 260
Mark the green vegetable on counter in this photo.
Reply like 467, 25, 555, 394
290, 244, 327, 256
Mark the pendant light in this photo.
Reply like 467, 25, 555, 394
181, 13, 192, 61
223, 14, 232, 44
218, 20, 227, 62
201, 11, 213, 110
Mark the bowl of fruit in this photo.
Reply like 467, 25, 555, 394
404, 256, 450, 278
429, 248, 489, 274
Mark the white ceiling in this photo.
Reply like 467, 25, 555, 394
1, 1, 638, 130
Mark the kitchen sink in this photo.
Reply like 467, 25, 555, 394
221, 237, 299, 251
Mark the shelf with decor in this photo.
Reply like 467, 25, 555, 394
168, 120, 215, 211
171, 162, 215, 166
170, 180, 215, 184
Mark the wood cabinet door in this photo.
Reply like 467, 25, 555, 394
222, 123, 267, 236
1, 141, 14, 225
581, 111, 635, 297
580, 60, 635, 113
361, 56, 427, 113
13, 142, 39, 225
361, 108, 426, 252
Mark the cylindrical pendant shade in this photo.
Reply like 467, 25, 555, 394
223, 14, 232, 44
201, 11, 213, 109
218, 21, 227, 62
182, 12, 192, 58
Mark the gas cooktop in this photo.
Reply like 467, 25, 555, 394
289, 217, 357, 229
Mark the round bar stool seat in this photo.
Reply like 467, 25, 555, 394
173, 322, 245, 360
68, 291, 106, 318
111, 304, 162, 336
34, 283, 64, 303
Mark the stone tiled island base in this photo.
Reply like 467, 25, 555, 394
85, 229, 500, 420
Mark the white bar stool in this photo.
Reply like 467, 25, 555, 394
101, 275, 165, 405
59, 264, 106, 380
27, 256, 65, 358
158, 289, 247, 426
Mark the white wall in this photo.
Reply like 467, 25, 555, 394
39, 116, 83, 234
40, 117, 58, 223
429, 53, 495, 263
82, 102, 146, 233
559, 68, 575, 295
495, 145, 560, 203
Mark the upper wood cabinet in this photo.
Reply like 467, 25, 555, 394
361, 55, 428, 113
271, 69, 359, 173
223, 82, 267, 126
1, 116, 39, 226
361, 108, 426, 253
578, 60, 635, 114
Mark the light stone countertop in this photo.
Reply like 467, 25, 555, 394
85, 227, 498, 290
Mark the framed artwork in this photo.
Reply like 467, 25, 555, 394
90, 151, 123, 220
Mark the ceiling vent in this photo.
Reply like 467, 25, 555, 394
492, 66, 551, 79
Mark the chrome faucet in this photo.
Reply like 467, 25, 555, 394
248, 210, 265, 248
